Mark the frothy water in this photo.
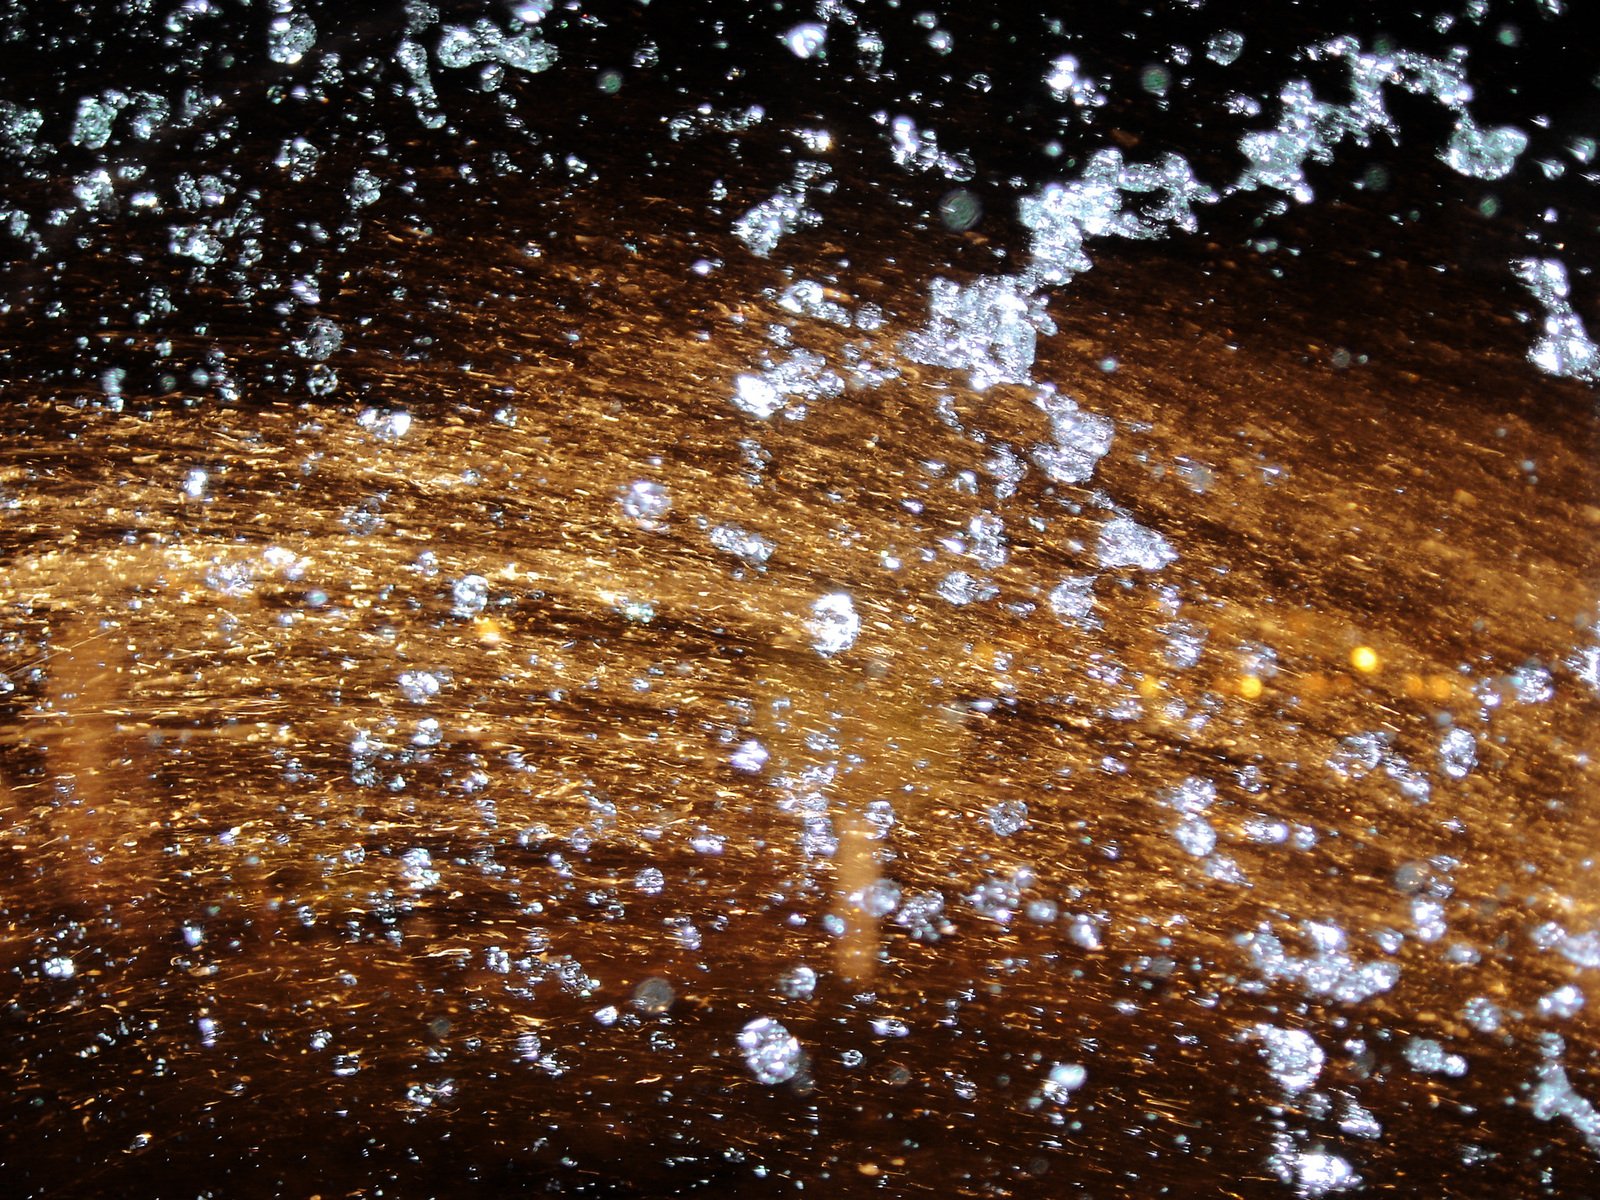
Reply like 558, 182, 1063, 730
0, 3, 1597, 1197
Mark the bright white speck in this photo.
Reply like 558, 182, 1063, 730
42, 956, 75, 979
730, 739, 770, 773
181, 468, 209, 499
1041, 1062, 1088, 1101
806, 593, 860, 656
689, 829, 725, 856
737, 1017, 804, 1084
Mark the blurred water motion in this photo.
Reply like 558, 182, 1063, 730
2, 3, 1599, 1197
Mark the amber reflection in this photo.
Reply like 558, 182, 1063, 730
1, 41, 1599, 1188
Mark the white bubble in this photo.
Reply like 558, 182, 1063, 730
267, 12, 317, 66
857, 878, 901, 918
937, 570, 997, 606
710, 524, 776, 565
1463, 995, 1502, 1033
1278, 1149, 1360, 1195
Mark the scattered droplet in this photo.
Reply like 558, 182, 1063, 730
737, 1017, 804, 1084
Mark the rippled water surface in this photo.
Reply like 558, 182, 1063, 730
2, 3, 1598, 1196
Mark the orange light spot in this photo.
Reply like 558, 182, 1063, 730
1238, 675, 1263, 700
1349, 645, 1380, 674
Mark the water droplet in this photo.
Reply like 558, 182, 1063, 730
620, 480, 671, 530
730, 739, 770, 773
938, 188, 982, 231
737, 1017, 804, 1084
987, 799, 1028, 837
783, 23, 827, 59
631, 976, 676, 1015
806, 593, 860, 656
778, 965, 818, 1000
